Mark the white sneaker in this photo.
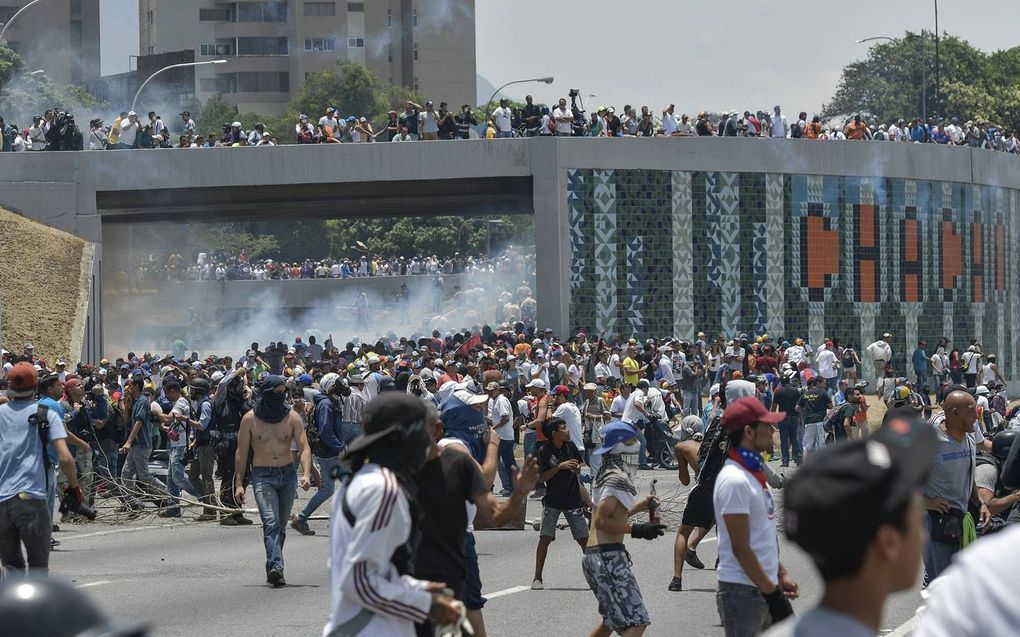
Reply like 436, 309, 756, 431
531, 578, 544, 590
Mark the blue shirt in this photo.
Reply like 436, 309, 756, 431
913, 348, 928, 375
38, 396, 66, 464
0, 399, 68, 501
131, 396, 154, 448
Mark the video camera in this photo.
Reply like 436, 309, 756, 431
568, 89, 587, 137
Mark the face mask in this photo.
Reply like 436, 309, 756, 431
610, 440, 641, 479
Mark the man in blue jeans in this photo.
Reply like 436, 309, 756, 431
486, 381, 517, 496
233, 376, 313, 587
290, 374, 351, 536
157, 381, 203, 518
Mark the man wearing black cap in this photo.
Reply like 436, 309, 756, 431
233, 376, 313, 587
714, 396, 797, 636
764, 409, 935, 636
323, 394, 460, 635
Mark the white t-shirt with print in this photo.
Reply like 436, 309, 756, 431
714, 459, 779, 588
488, 394, 514, 442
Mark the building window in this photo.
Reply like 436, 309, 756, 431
200, 40, 235, 56
346, 2, 363, 11
304, 37, 336, 51
412, 43, 418, 61
147, 10, 153, 24
200, 5, 236, 21
303, 2, 335, 16
412, 10, 418, 27
237, 36, 289, 55
387, 10, 391, 27
237, 2, 288, 22
200, 76, 234, 93
69, 0, 81, 15
387, 45, 392, 62
235, 71, 290, 92
347, 38, 364, 48
413, 76, 419, 91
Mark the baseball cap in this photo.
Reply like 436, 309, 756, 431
592, 421, 640, 456
582, 382, 598, 392
7, 362, 38, 397
720, 397, 785, 433
524, 378, 547, 390
551, 384, 570, 397
485, 381, 501, 391
724, 379, 757, 403
784, 412, 936, 577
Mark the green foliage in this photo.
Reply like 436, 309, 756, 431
198, 225, 279, 260
0, 47, 25, 91
824, 31, 1020, 130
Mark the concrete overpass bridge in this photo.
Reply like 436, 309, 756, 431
0, 138, 1018, 383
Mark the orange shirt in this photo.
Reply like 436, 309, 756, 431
804, 122, 822, 139
845, 121, 868, 140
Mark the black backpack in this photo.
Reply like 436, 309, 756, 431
790, 121, 803, 139
696, 414, 728, 485
842, 349, 856, 368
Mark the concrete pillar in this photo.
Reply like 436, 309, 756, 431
532, 138, 570, 336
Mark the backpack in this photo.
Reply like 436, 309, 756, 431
790, 121, 803, 139
822, 403, 853, 436
842, 349, 856, 368
305, 400, 323, 446
696, 414, 728, 484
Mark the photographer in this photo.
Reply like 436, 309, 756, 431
59, 379, 97, 516
88, 119, 108, 150
455, 104, 478, 140
0, 363, 80, 573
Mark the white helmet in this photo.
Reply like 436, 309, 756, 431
319, 372, 340, 395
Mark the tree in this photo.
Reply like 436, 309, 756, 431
824, 31, 1020, 130
0, 47, 25, 91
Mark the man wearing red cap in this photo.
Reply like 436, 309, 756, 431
714, 397, 798, 636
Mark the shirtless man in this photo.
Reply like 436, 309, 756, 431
234, 376, 313, 587
584, 421, 666, 636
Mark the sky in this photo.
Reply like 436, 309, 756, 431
103, 0, 1019, 114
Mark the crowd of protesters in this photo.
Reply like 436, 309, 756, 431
129, 248, 535, 283
2, 312, 1019, 635
4, 100, 1019, 153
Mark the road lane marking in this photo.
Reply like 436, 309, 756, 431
60, 523, 188, 541
483, 585, 531, 599
77, 580, 115, 589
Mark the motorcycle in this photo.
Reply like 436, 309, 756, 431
644, 419, 680, 470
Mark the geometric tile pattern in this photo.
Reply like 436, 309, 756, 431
566, 169, 1019, 378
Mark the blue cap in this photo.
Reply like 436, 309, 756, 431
297, 373, 313, 385
141, 363, 151, 371
592, 421, 640, 456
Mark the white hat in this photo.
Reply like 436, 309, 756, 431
433, 358, 445, 368
975, 385, 990, 395
453, 389, 489, 406
525, 378, 547, 390
210, 371, 224, 383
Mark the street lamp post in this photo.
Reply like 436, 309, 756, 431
131, 60, 227, 114
484, 77, 554, 111
0, 0, 47, 44
856, 35, 926, 124
934, 0, 940, 111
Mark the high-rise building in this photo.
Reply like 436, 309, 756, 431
137, 0, 476, 116
0, 0, 101, 85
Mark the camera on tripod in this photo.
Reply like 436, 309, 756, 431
568, 89, 587, 136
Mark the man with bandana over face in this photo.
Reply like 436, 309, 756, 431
324, 393, 461, 637
233, 375, 313, 587
213, 371, 255, 526
583, 421, 667, 636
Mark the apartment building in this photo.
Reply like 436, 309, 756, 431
0, 0, 101, 85
138, 0, 476, 115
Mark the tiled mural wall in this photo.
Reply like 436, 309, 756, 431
566, 169, 1018, 378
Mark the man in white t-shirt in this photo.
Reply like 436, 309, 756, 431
661, 105, 678, 136
771, 106, 789, 138
552, 98, 573, 136
491, 98, 513, 138
486, 381, 517, 496
714, 397, 796, 636
815, 343, 839, 393
658, 346, 677, 388
608, 348, 623, 382
318, 107, 339, 136
551, 384, 584, 450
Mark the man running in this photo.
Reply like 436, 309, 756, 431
233, 376, 313, 587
